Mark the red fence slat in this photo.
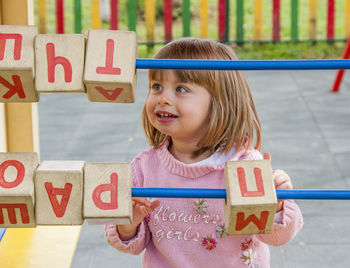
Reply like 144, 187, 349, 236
327, 0, 335, 40
218, 0, 227, 41
56, 0, 64, 34
272, 0, 280, 41
164, 0, 173, 42
110, 0, 118, 30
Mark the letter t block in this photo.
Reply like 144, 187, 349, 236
0, 152, 39, 227
84, 30, 137, 103
224, 160, 277, 235
84, 163, 132, 225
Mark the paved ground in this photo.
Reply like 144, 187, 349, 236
39, 69, 350, 268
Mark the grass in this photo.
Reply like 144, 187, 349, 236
33, 0, 348, 59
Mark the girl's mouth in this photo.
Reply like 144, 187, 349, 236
156, 112, 178, 122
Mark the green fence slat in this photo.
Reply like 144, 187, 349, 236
183, 0, 190, 37
128, 0, 137, 31
236, 0, 244, 44
291, 0, 298, 41
74, 0, 82, 33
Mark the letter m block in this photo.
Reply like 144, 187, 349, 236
83, 163, 132, 225
0, 152, 39, 227
224, 160, 277, 235
0, 25, 38, 102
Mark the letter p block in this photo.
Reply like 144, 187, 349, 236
83, 163, 132, 225
224, 160, 277, 235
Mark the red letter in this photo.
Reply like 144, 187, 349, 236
92, 172, 118, 210
0, 75, 26, 99
44, 182, 73, 218
0, 33, 22, 60
0, 160, 25, 188
0, 203, 29, 224
46, 43, 72, 83
235, 211, 269, 231
96, 39, 121, 75
95, 86, 123, 101
237, 167, 265, 197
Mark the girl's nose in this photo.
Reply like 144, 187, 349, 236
157, 90, 172, 105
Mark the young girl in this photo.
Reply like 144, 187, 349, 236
105, 38, 303, 268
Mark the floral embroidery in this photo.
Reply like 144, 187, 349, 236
145, 213, 151, 223
201, 235, 217, 251
239, 238, 259, 267
240, 238, 253, 250
215, 224, 227, 238
240, 248, 256, 265
193, 199, 208, 214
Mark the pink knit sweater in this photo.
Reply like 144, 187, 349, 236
105, 142, 303, 268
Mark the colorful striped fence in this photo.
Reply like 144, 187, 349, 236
38, 0, 350, 45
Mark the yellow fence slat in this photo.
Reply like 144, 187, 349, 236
254, 0, 263, 41
38, 0, 46, 33
200, 0, 208, 38
309, 0, 317, 40
145, 0, 155, 44
346, 0, 350, 38
91, 0, 101, 29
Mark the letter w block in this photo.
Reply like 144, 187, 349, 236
0, 152, 39, 227
84, 30, 137, 103
224, 160, 277, 235
0, 26, 38, 102
83, 163, 132, 225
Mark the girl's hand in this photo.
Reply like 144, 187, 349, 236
117, 198, 160, 241
263, 152, 293, 212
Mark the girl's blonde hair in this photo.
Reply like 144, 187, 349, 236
142, 38, 261, 156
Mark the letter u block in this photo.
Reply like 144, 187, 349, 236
84, 163, 132, 224
0, 153, 39, 227
84, 30, 137, 103
224, 160, 277, 235
0, 25, 38, 102
34, 161, 85, 225
35, 34, 85, 93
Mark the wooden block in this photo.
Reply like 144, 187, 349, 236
84, 30, 137, 103
84, 163, 132, 224
224, 160, 277, 235
0, 152, 39, 227
34, 161, 85, 225
35, 34, 85, 93
0, 25, 38, 102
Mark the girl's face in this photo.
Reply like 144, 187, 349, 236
146, 70, 211, 145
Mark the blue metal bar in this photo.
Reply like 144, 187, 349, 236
136, 59, 350, 70
131, 188, 350, 200
0, 228, 6, 242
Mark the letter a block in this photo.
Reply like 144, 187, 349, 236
0, 25, 38, 102
34, 161, 85, 225
35, 34, 85, 93
224, 160, 277, 235
84, 30, 137, 103
84, 163, 132, 224
0, 153, 39, 227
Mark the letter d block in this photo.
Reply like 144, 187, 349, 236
0, 153, 39, 227
224, 160, 277, 235
0, 25, 38, 102
35, 34, 85, 93
84, 30, 137, 103
84, 163, 132, 224
35, 161, 85, 225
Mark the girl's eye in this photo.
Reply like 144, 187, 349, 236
176, 86, 188, 93
152, 84, 162, 91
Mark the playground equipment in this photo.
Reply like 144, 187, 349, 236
1, 10, 350, 267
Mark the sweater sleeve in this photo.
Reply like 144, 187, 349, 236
256, 199, 303, 246
104, 154, 152, 255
